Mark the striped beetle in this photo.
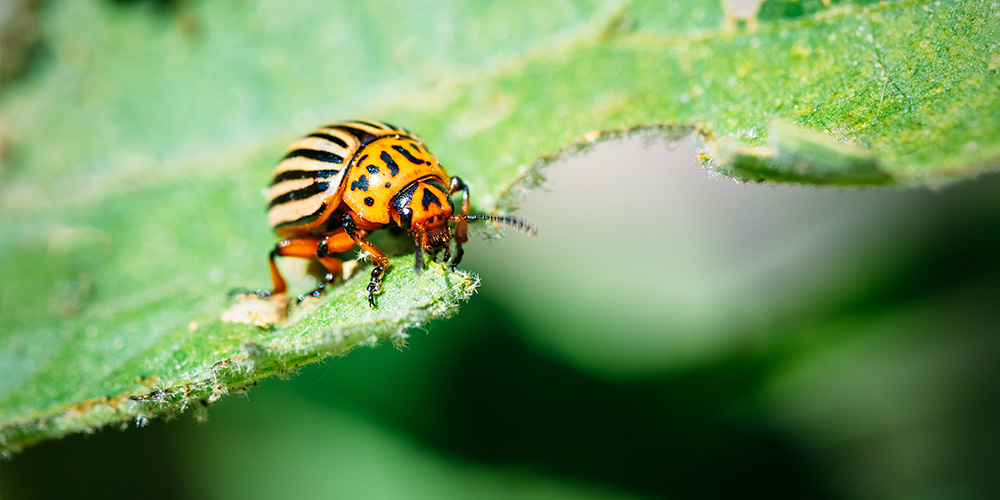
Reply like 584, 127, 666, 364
263, 120, 535, 309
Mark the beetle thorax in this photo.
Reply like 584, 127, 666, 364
390, 178, 455, 249
341, 134, 450, 225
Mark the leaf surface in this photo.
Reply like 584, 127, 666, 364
2, 0, 997, 454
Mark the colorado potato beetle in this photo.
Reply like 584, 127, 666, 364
263, 120, 535, 308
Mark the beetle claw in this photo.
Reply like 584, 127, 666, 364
367, 266, 385, 308
294, 273, 336, 304
449, 242, 464, 270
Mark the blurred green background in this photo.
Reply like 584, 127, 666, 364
3, 0, 1000, 499
4, 139, 1000, 499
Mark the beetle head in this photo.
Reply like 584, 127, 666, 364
390, 177, 539, 275
390, 178, 455, 270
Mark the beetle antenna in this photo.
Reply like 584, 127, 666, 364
450, 214, 538, 237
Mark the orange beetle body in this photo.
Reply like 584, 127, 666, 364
262, 120, 532, 308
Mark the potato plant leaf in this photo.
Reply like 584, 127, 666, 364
2, 0, 997, 455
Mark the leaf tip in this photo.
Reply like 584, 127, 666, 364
704, 119, 895, 186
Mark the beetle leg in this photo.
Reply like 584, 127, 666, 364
267, 238, 324, 295
341, 213, 390, 308
448, 176, 470, 268
261, 232, 357, 300
413, 240, 425, 275
297, 242, 339, 302
298, 229, 361, 299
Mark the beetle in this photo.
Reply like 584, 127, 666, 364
261, 119, 535, 308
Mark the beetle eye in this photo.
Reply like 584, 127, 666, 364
399, 207, 414, 229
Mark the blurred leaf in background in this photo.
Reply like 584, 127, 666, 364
6, 139, 998, 499
2, 0, 1000, 499
469, 139, 1000, 499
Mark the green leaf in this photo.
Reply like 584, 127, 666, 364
2, 0, 998, 454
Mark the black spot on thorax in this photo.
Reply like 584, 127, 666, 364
351, 174, 369, 192
380, 151, 400, 176
392, 145, 425, 165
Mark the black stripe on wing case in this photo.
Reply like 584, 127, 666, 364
307, 132, 349, 148
270, 169, 339, 186
345, 120, 390, 130
273, 202, 328, 229
283, 148, 344, 164
269, 182, 331, 207
333, 125, 379, 146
